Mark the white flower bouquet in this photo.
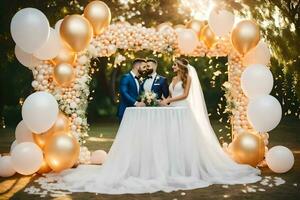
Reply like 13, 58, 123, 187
140, 91, 158, 106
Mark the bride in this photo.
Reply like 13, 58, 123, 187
38, 58, 261, 194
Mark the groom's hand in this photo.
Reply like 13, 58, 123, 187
136, 102, 146, 107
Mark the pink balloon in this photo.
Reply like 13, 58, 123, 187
243, 40, 271, 66
15, 120, 34, 143
177, 29, 198, 55
90, 150, 107, 165
266, 146, 294, 173
11, 142, 43, 175
15, 45, 40, 68
0, 156, 16, 177
208, 8, 235, 37
34, 28, 61, 60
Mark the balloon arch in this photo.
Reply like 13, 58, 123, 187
6, 1, 289, 176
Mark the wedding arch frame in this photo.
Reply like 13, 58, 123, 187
31, 23, 251, 145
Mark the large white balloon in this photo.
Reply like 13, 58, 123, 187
22, 92, 59, 133
247, 95, 282, 132
241, 64, 273, 98
15, 45, 40, 68
208, 8, 235, 37
0, 156, 16, 177
177, 29, 198, 54
10, 8, 50, 53
266, 146, 294, 173
11, 142, 43, 175
34, 28, 61, 60
243, 40, 271, 66
15, 121, 34, 143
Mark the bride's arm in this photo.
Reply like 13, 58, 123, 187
167, 76, 191, 103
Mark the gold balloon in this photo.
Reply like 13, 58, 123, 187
37, 158, 52, 174
156, 22, 173, 32
200, 25, 217, 48
52, 46, 77, 65
84, 0, 111, 35
53, 63, 75, 87
33, 112, 70, 149
231, 20, 260, 55
186, 19, 207, 37
60, 14, 93, 52
232, 132, 265, 167
44, 132, 80, 172
33, 132, 53, 150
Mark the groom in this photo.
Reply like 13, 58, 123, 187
117, 58, 147, 121
140, 58, 169, 99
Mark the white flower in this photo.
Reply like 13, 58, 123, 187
88, 45, 98, 57
222, 81, 231, 89
74, 117, 83, 125
31, 81, 39, 88
78, 55, 88, 65
70, 102, 77, 109
107, 45, 117, 54
213, 70, 222, 76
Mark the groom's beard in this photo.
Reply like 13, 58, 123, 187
146, 69, 154, 75
138, 69, 146, 77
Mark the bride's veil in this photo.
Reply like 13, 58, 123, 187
187, 64, 221, 145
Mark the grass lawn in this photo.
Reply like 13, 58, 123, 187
0, 118, 299, 200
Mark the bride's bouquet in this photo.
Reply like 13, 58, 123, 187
140, 91, 158, 106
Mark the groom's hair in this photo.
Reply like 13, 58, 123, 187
146, 58, 157, 65
132, 58, 146, 68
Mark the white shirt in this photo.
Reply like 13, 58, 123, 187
130, 71, 140, 94
143, 73, 157, 92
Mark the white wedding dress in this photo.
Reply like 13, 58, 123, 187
36, 65, 261, 194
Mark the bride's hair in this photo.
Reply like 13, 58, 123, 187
175, 58, 189, 89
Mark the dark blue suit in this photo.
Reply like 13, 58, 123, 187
140, 74, 169, 99
117, 73, 139, 121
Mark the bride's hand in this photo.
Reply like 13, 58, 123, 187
159, 99, 168, 106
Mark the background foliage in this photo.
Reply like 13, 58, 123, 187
0, 0, 299, 127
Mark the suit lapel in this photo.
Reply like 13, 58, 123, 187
129, 73, 138, 95
151, 75, 158, 91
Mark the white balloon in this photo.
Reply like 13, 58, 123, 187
208, 8, 235, 37
241, 64, 273, 98
15, 45, 40, 68
247, 95, 282, 132
34, 28, 61, 60
10, 8, 50, 53
15, 121, 34, 143
266, 146, 294, 173
90, 150, 107, 165
10, 140, 18, 152
22, 92, 59, 133
177, 29, 198, 54
243, 40, 271, 66
11, 142, 43, 175
0, 156, 16, 177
